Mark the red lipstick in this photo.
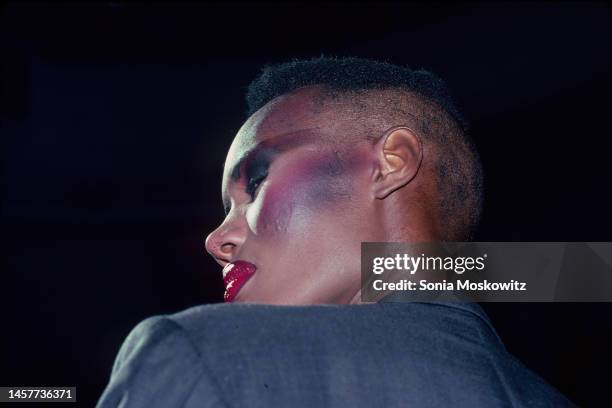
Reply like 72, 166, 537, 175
222, 260, 257, 302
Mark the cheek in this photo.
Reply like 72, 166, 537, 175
246, 170, 312, 236
246, 150, 370, 237
247, 181, 296, 235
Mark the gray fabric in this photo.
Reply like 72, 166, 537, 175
96, 301, 576, 407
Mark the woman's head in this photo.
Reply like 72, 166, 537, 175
205, 57, 483, 304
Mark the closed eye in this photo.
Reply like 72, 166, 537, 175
246, 172, 267, 200
244, 149, 270, 200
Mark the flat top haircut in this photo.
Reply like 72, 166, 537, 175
244, 56, 483, 241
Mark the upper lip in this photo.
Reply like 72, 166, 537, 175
215, 257, 234, 272
222, 259, 256, 279
222, 262, 234, 279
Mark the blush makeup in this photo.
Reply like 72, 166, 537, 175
255, 147, 368, 233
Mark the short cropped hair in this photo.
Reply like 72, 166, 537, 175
245, 56, 483, 240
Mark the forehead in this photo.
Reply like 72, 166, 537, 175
222, 87, 347, 184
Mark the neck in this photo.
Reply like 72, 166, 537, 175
345, 203, 440, 305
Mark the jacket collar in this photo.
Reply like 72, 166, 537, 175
378, 291, 503, 344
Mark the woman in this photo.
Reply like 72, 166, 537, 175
97, 57, 575, 408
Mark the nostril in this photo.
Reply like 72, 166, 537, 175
207, 243, 235, 268
205, 218, 246, 264
221, 243, 235, 253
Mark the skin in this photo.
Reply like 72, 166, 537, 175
205, 86, 442, 305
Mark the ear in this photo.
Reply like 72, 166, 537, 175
371, 126, 423, 199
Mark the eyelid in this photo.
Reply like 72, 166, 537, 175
246, 171, 267, 200
221, 170, 265, 215
222, 148, 274, 213
245, 154, 270, 198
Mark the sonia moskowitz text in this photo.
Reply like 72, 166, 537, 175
372, 279, 527, 291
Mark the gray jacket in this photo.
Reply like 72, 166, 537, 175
96, 300, 576, 407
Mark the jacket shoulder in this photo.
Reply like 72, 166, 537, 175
96, 315, 225, 408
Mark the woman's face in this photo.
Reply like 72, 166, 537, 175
205, 90, 380, 304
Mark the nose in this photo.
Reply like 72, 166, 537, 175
205, 212, 247, 267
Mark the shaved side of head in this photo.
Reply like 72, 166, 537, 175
245, 56, 483, 240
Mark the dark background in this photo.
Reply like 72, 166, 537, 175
1, 2, 610, 407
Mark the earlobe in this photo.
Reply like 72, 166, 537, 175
371, 126, 423, 199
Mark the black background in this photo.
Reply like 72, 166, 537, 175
1, 2, 611, 407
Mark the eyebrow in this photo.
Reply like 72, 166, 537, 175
222, 128, 322, 214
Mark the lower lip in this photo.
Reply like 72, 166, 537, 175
223, 261, 257, 302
